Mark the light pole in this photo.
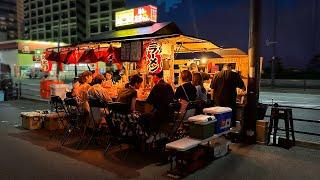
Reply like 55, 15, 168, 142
245, 0, 261, 144
266, 40, 278, 88
271, 0, 278, 88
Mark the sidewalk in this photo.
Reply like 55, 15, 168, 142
0, 99, 320, 179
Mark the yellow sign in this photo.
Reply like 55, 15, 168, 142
115, 5, 158, 27
115, 9, 134, 27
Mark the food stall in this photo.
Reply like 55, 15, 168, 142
41, 5, 250, 177
44, 4, 249, 103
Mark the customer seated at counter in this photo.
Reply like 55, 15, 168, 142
88, 74, 112, 103
117, 74, 143, 112
67, 77, 80, 98
144, 71, 175, 132
88, 74, 112, 126
192, 72, 208, 103
175, 70, 197, 113
76, 70, 93, 113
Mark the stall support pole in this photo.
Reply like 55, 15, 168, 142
75, 64, 78, 77
244, 0, 261, 144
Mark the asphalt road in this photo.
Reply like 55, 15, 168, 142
260, 89, 320, 143
0, 99, 319, 179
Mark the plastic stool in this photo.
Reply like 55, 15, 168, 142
267, 107, 295, 147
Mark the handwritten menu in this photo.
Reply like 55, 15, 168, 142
120, 42, 131, 61
120, 41, 142, 62
130, 41, 142, 61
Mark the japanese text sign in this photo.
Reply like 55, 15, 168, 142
146, 40, 162, 74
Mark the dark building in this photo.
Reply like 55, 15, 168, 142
0, 0, 23, 41
24, 0, 125, 44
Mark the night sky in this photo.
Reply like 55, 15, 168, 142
127, 0, 320, 68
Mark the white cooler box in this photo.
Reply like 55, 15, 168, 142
50, 84, 69, 100
203, 107, 232, 134
188, 115, 216, 139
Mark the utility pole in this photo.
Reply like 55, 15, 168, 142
245, 0, 261, 144
271, 0, 278, 88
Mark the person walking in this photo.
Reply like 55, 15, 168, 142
211, 63, 246, 127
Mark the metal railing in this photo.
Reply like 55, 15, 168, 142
264, 104, 320, 137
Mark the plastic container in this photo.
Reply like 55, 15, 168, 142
166, 137, 201, 151
0, 90, 4, 102
188, 115, 216, 139
203, 106, 232, 134
40, 80, 64, 99
50, 84, 69, 100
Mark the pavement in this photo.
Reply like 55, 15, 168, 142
0, 99, 320, 179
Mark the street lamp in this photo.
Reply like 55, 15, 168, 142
266, 39, 278, 88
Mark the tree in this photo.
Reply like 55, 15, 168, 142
307, 54, 320, 72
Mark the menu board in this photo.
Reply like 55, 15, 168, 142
120, 42, 131, 61
130, 41, 142, 61
120, 41, 142, 62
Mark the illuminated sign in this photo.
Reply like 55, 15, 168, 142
115, 5, 157, 27
146, 40, 162, 74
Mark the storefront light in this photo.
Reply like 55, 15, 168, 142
200, 57, 208, 65
34, 63, 41, 68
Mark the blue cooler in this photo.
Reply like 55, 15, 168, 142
0, 90, 4, 102
203, 107, 232, 134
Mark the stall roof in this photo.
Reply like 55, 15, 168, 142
213, 48, 247, 57
175, 52, 222, 59
87, 22, 183, 42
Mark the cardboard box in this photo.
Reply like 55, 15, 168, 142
20, 112, 43, 130
43, 112, 67, 130
256, 120, 269, 144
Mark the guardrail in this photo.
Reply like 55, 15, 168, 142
264, 104, 320, 137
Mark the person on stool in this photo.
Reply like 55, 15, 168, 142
211, 63, 246, 127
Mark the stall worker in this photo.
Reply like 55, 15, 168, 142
143, 71, 175, 132
104, 71, 114, 87
175, 70, 197, 115
189, 63, 199, 74
76, 71, 93, 113
210, 63, 246, 127
117, 74, 143, 112
102, 71, 118, 98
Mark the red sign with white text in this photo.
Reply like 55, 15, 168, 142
145, 40, 162, 74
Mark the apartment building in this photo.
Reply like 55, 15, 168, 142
0, 0, 24, 41
24, 0, 125, 44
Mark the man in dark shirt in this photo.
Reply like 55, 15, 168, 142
146, 71, 175, 132
211, 63, 246, 127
